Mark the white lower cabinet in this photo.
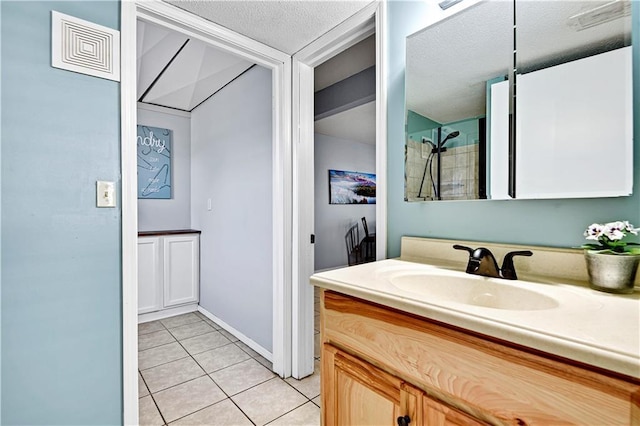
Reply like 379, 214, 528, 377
138, 237, 163, 314
138, 233, 200, 314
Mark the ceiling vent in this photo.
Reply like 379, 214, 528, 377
51, 11, 120, 82
567, 0, 631, 31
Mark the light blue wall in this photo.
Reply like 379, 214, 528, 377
387, 0, 640, 257
1, 2, 122, 424
0, 2, 3, 420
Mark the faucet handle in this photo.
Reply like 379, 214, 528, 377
501, 250, 533, 280
453, 244, 474, 255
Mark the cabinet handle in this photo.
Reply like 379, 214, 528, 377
397, 415, 411, 426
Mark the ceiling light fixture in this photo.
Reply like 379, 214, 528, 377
567, 0, 631, 31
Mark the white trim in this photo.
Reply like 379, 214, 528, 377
122, 0, 293, 420
291, 58, 315, 379
137, 102, 192, 118
293, 3, 377, 64
375, 2, 388, 261
197, 306, 273, 362
291, 0, 387, 379
135, 1, 289, 65
138, 304, 198, 324
120, 2, 138, 425
271, 57, 293, 379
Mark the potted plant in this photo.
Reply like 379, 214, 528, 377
582, 220, 640, 294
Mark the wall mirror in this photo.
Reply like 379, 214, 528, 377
405, 0, 633, 202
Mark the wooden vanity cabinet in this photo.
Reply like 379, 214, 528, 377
320, 290, 640, 426
323, 343, 480, 426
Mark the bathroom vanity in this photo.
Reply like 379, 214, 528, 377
138, 229, 200, 318
311, 237, 640, 425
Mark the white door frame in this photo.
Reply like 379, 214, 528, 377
121, 2, 293, 423
291, 1, 387, 378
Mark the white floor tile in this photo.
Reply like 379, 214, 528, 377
141, 356, 205, 393
235, 341, 259, 358
154, 376, 226, 423
170, 399, 252, 425
193, 343, 251, 373
139, 342, 189, 371
232, 378, 307, 426
139, 329, 176, 351
168, 321, 215, 341
284, 360, 320, 399
181, 331, 231, 355
139, 395, 164, 426
139, 372, 150, 398
210, 358, 274, 396
139, 320, 165, 336
267, 401, 320, 426
160, 313, 201, 329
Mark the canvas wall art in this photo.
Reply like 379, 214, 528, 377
137, 125, 172, 199
329, 169, 376, 204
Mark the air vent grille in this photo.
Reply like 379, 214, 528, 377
51, 11, 120, 82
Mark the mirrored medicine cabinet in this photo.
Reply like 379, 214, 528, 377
405, 0, 634, 202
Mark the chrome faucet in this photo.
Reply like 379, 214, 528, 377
453, 245, 532, 280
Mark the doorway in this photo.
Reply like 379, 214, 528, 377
313, 34, 377, 272
121, 2, 292, 422
291, 2, 387, 379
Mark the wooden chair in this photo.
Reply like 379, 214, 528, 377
360, 217, 376, 262
345, 223, 364, 266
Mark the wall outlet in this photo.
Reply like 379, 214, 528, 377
97, 181, 116, 207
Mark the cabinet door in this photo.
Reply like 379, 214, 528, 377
322, 344, 421, 426
138, 237, 162, 314
423, 396, 484, 426
163, 235, 199, 307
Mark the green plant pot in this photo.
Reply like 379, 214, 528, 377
584, 251, 640, 294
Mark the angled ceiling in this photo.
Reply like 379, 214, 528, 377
165, 0, 374, 55
137, 20, 254, 112
137, 2, 377, 144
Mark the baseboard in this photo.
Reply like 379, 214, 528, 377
197, 306, 273, 362
138, 303, 198, 324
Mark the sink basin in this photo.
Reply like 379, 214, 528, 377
388, 272, 559, 311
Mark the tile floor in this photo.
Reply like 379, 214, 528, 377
139, 291, 322, 425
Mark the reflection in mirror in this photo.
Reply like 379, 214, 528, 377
405, 0, 634, 202
405, 1, 513, 201
515, 0, 633, 199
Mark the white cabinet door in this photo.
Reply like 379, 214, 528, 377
515, 46, 632, 199
163, 235, 199, 308
138, 237, 163, 314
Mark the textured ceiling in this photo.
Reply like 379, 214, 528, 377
406, 0, 632, 124
165, 0, 374, 54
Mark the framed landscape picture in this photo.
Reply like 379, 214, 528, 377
329, 169, 376, 204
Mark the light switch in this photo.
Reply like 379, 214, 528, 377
97, 181, 116, 207
207, 198, 212, 211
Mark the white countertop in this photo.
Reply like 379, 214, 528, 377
311, 258, 640, 379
